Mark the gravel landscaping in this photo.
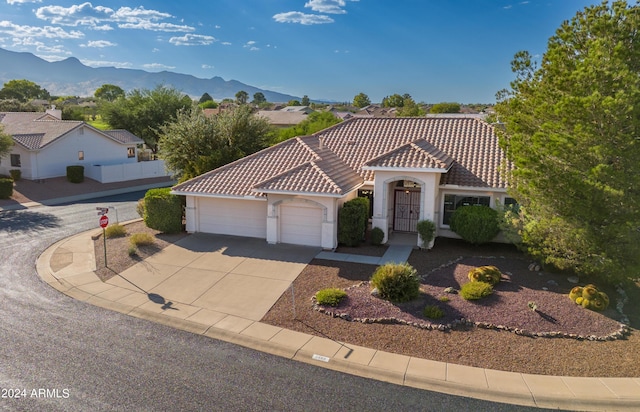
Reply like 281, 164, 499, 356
95, 221, 640, 377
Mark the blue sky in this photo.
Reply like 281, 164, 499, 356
0, 0, 599, 103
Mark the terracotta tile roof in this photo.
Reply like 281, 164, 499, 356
0, 112, 143, 149
364, 139, 454, 171
254, 145, 363, 196
103, 129, 144, 144
12, 133, 45, 150
172, 117, 509, 198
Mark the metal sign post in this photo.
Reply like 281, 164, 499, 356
98, 210, 109, 268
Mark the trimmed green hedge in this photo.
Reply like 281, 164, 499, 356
449, 205, 500, 245
0, 177, 13, 199
66, 165, 84, 183
9, 169, 21, 181
337, 197, 369, 247
143, 187, 184, 233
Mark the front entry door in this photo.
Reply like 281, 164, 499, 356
393, 189, 420, 232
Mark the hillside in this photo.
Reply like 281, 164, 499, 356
0, 48, 298, 102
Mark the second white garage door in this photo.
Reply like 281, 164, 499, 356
280, 204, 323, 247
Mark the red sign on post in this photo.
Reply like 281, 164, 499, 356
99, 215, 109, 228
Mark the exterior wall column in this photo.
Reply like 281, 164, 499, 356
185, 196, 197, 232
371, 176, 390, 243
266, 198, 278, 244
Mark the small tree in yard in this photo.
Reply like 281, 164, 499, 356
337, 198, 369, 247
143, 188, 184, 234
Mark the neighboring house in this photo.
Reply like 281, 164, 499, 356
257, 106, 316, 128
355, 104, 397, 118
0, 108, 168, 183
171, 116, 513, 249
256, 110, 309, 128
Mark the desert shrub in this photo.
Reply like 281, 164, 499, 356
9, 169, 21, 181
338, 198, 368, 246
66, 165, 84, 183
423, 305, 444, 319
568, 284, 609, 311
315, 288, 347, 306
128, 246, 138, 256
370, 227, 385, 246
105, 223, 127, 238
438, 295, 450, 302
143, 187, 184, 233
136, 198, 145, 218
416, 219, 436, 248
0, 178, 13, 199
467, 265, 502, 285
130, 232, 155, 247
371, 262, 420, 302
449, 205, 500, 245
460, 281, 494, 300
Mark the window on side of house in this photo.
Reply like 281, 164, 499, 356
127, 147, 135, 158
504, 197, 519, 211
78, 151, 84, 161
10, 154, 21, 167
443, 194, 491, 225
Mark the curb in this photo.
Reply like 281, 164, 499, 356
36, 229, 640, 412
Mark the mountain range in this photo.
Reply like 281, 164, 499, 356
0, 47, 299, 103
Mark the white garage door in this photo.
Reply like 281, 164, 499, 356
280, 204, 323, 246
198, 198, 266, 238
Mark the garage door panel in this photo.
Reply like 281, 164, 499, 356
280, 204, 322, 246
199, 198, 266, 238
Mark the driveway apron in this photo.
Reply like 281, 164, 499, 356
106, 233, 319, 321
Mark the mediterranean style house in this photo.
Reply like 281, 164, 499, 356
171, 115, 513, 248
0, 107, 168, 183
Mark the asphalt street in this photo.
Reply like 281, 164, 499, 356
0, 192, 546, 411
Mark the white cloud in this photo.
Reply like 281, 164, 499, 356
221, 41, 231, 46
243, 41, 259, 51
0, 20, 84, 39
143, 63, 175, 70
80, 59, 132, 68
273, 12, 334, 25
35, 3, 194, 32
169, 33, 215, 46
305, 0, 350, 14
202, 64, 214, 69
7, 0, 42, 4
36, 3, 115, 27
80, 40, 116, 48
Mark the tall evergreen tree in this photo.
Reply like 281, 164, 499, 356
495, 0, 640, 282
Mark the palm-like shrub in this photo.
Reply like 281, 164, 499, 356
371, 263, 420, 302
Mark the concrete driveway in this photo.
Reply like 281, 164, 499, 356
105, 233, 319, 321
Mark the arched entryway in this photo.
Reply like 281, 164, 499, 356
392, 180, 421, 232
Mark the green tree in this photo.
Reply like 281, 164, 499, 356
301, 95, 310, 106
430, 102, 461, 113
396, 96, 426, 117
381, 93, 404, 108
272, 111, 341, 144
99, 85, 192, 152
199, 92, 213, 103
198, 100, 218, 109
494, 0, 640, 283
0, 79, 50, 102
0, 125, 13, 159
94, 84, 125, 102
352, 92, 371, 108
158, 105, 271, 181
287, 99, 301, 106
252, 92, 266, 105
235, 90, 248, 105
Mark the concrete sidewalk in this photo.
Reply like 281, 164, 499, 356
36, 228, 640, 411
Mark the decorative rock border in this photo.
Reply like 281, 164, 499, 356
312, 255, 634, 342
